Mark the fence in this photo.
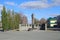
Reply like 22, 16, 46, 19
19, 24, 40, 31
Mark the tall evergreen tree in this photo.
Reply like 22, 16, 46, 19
7, 10, 12, 30
1, 6, 8, 31
11, 10, 15, 29
14, 13, 21, 29
1, 6, 22, 31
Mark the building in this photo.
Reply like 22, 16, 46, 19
50, 18, 57, 27
57, 15, 60, 28
47, 17, 57, 28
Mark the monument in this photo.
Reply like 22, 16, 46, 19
31, 13, 34, 29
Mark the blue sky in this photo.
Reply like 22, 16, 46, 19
0, 0, 60, 24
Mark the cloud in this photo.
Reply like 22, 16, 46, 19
19, 0, 60, 9
49, 14, 60, 17
5, 2, 17, 6
52, 0, 60, 6
19, 1, 50, 9
0, 4, 3, 10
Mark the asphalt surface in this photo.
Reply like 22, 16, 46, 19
0, 31, 60, 40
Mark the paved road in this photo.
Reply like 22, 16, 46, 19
0, 31, 60, 40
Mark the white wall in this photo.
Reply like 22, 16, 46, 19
19, 24, 39, 31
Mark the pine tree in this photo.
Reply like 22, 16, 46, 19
1, 6, 8, 31
14, 13, 21, 29
7, 10, 11, 30
11, 10, 15, 30
1, 6, 22, 31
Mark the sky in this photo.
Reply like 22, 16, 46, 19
0, 0, 60, 24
